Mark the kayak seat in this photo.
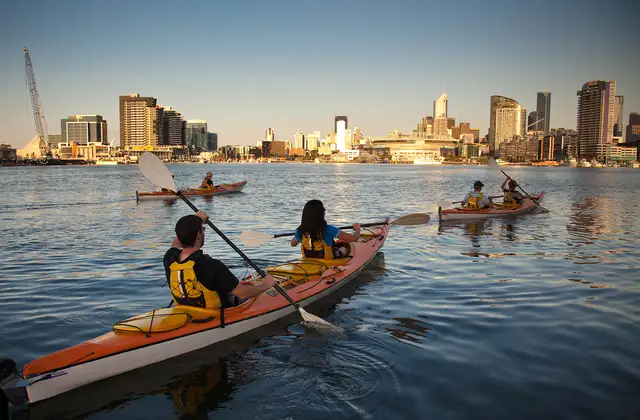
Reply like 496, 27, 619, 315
266, 260, 330, 278
113, 306, 217, 335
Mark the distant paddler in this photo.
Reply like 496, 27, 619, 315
199, 172, 214, 190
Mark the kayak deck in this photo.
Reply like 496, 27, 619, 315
6, 225, 389, 405
440, 192, 545, 221
136, 181, 247, 201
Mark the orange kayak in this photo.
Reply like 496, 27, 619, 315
0, 224, 389, 406
135, 181, 247, 201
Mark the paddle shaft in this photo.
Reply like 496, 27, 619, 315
497, 169, 542, 207
272, 220, 388, 239
175, 192, 301, 309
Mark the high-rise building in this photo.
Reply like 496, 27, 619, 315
185, 120, 208, 151
576, 80, 616, 161
528, 111, 539, 132
447, 118, 456, 129
471, 128, 480, 141
335, 116, 348, 152
119, 94, 159, 149
294, 131, 305, 149
433, 91, 448, 118
159, 106, 184, 146
61, 115, 108, 145
614, 96, 624, 137
206, 133, 218, 152
266, 128, 275, 143
536, 92, 551, 133
306, 131, 320, 151
489, 96, 526, 155
626, 113, 640, 144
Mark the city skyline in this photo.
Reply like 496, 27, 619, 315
0, 0, 638, 148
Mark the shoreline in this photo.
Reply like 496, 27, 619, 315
2, 159, 637, 168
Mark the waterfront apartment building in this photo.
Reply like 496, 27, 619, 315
186, 120, 207, 151
61, 115, 108, 145
576, 80, 616, 161
536, 92, 551, 133
489, 96, 526, 156
119, 94, 159, 149
159, 106, 184, 146
498, 135, 539, 162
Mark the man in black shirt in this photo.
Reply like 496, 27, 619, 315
163, 211, 276, 309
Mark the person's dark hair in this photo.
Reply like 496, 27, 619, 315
175, 215, 203, 246
298, 200, 327, 245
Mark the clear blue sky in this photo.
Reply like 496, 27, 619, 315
1, 0, 638, 148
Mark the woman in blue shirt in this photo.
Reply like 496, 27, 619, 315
290, 199, 361, 259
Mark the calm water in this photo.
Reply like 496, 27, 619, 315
1, 163, 639, 420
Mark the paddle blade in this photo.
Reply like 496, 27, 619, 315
390, 213, 431, 225
299, 308, 344, 333
139, 152, 177, 192
239, 231, 275, 246
488, 156, 501, 171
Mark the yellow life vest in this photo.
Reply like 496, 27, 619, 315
168, 259, 222, 309
466, 192, 484, 209
503, 190, 521, 207
503, 190, 516, 206
300, 232, 334, 260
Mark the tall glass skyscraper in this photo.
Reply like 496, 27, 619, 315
536, 92, 551, 133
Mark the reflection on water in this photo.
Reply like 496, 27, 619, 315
385, 316, 431, 345
2, 164, 640, 420
567, 196, 610, 245
164, 360, 231, 418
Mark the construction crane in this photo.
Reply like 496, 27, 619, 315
24, 47, 51, 158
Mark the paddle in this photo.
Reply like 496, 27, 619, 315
487, 157, 548, 212
137, 152, 341, 332
239, 213, 431, 247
